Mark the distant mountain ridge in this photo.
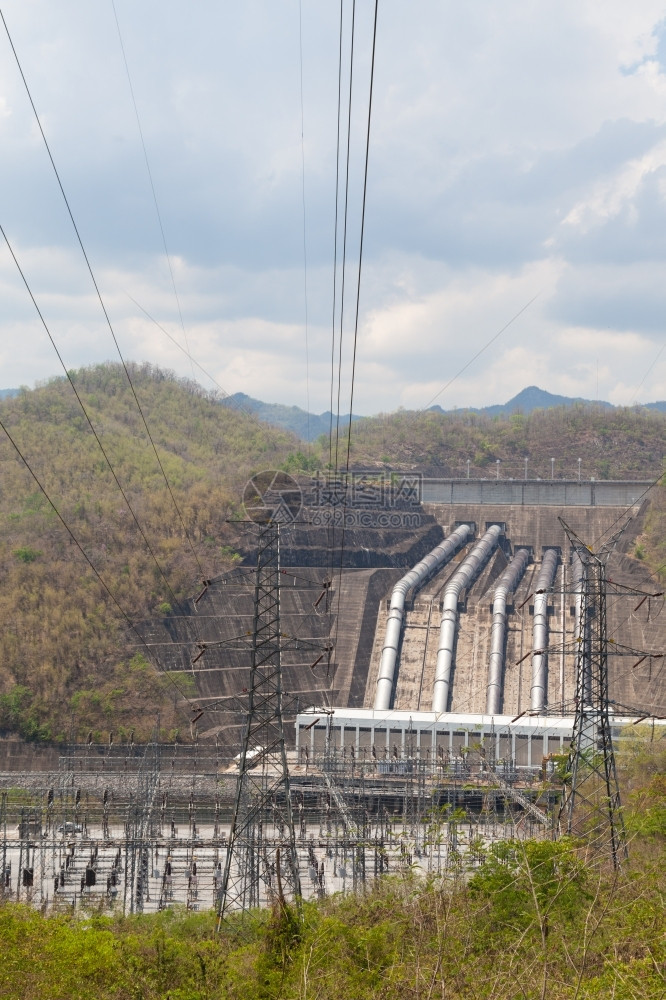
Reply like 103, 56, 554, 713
5, 382, 666, 438
219, 385, 666, 439
429, 385, 616, 416
220, 391, 361, 442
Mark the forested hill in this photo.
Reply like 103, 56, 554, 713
0, 363, 298, 742
344, 405, 666, 481
341, 406, 666, 584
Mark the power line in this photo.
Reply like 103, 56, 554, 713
329, 0, 345, 477
333, 0, 379, 664
318, 0, 349, 642
343, 0, 378, 474
590, 477, 659, 550
333, 0, 357, 477
0, 221, 189, 619
110, 0, 196, 386
0, 411, 198, 719
340, 290, 537, 480
125, 293, 271, 432
0, 7, 206, 582
323, 0, 348, 635
582, 475, 664, 581
418, 293, 540, 415
298, 0, 311, 453
626, 339, 666, 406
327, 1, 365, 641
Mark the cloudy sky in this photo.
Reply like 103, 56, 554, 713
2, 1, 666, 414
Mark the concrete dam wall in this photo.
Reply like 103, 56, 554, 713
361, 499, 664, 721
135, 481, 664, 748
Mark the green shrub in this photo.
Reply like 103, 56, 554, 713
12, 546, 42, 563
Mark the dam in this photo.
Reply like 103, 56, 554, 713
2, 476, 664, 914
131, 476, 665, 746
292, 477, 665, 755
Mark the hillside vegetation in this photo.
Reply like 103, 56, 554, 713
342, 405, 666, 583
344, 405, 666, 481
0, 733, 664, 999
0, 363, 297, 742
338, 404, 666, 581
1, 365, 666, 742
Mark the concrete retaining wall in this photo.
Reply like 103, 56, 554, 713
422, 479, 651, 507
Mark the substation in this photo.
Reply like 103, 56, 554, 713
1, 476, 665, 914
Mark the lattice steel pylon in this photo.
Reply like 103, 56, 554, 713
216, 521, 302, 923
558, 521, 627, 867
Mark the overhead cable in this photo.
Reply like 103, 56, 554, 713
333, 0, 380, 653
0, 8, 206, 581
125, 294, 269, 432
110, 0, 196, 386
323, 0, 348, 637
0, 222, 189, 619
343, 0, 379, 473
333, 0, 357, 477
0, 412, 198, 717
298, 0, 311, 451
419, 294, 540, 415
328, 0, 345, 476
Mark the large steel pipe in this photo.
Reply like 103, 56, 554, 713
486, 547, 530, 715
530, 549, 559, 711
373, 524, 471, 711
571, 552, 591, 704
432, 524, 502, 714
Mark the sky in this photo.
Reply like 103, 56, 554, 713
2, 1, 666, 415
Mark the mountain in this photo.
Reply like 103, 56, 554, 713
0, 363, 299, 743
6, 382, 666, 438
429, 385, 616, 417
219, 386, 666, 438
220, 391, 360, 442
2, 365, 666, 744
220, 385, 608, 440
347, 397, 666, 481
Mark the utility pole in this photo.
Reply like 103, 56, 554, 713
217, 521, 301, 922
558, 521, 627, 867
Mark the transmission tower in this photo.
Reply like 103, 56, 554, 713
217, 521, 302, 922
558, 521, 627, 867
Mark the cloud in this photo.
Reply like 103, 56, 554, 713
3, 1, 666, 413
549, 261, 666, 334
